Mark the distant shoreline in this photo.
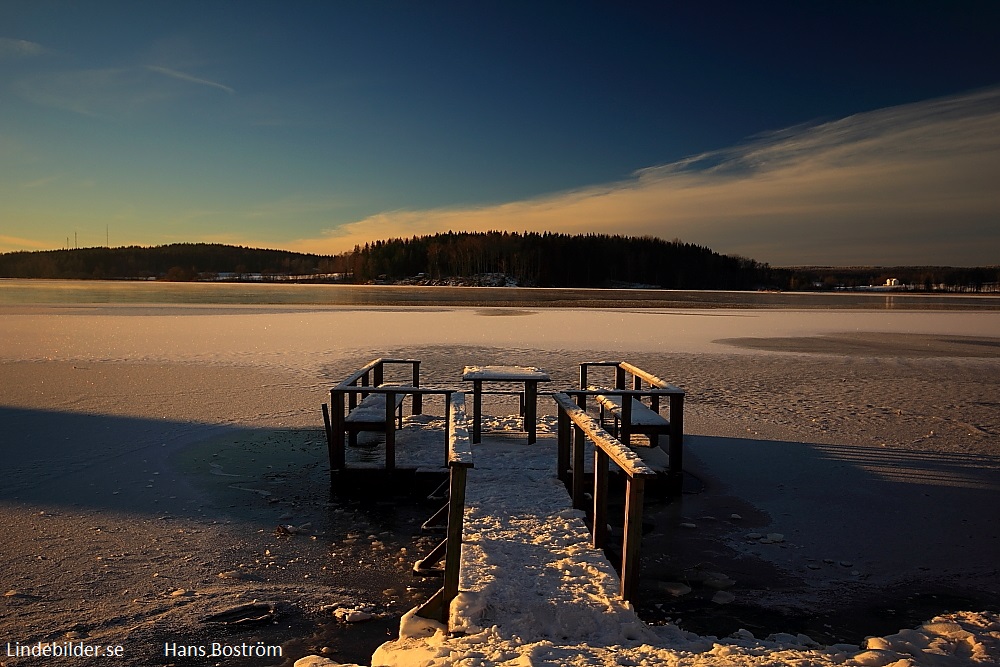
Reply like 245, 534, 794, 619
3, 238, 998, 293
3, 278, 1000, 311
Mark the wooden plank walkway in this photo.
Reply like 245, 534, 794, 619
443, 432, 653, 642
335, 408, 657, 637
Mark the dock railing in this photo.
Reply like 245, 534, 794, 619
579, 361, 685, 495
553, 391, 657, 601
323, 358, 462, 477
341, 357, 423, 413
412, 392, 474, 628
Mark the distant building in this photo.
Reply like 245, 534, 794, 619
885, 278, 901, 287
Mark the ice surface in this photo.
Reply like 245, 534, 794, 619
4, 300, 999, 666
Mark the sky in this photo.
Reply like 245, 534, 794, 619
1, 1, 999, 266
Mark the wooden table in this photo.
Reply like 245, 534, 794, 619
462, 366, 551, 444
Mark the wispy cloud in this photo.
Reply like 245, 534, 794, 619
0, 37, 47, 59
146, 65, 235, 95
19, 175, 59, 189
294, 86, 1000, 266
12, 62, 238, 118
13, 67, 177, 118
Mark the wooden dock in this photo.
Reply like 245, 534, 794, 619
323, 359, 685, 637
329, 407, 660, 637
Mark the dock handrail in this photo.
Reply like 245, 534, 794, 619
336, 357, 423, 414
576, 360, 685, 495
324, 385, 459, 476
552, 391, 655, 601
413, 392, 474, 629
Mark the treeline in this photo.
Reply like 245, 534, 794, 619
2, 236, 996, 291
347, 232, 775, 289
0, 234, 775, 288
0, 243, 347, 281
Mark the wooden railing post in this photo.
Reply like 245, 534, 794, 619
593, 447, 609, 548
321, 402, 334, 482
557, 404, 570, 484
620, 391, 633, 447
321, 402, 332, 445
615, 365, 626, 390
442, 390, 453, 465
621, 475, 646, 601
443, 464, 467, 613
471, 380, 483, 443
572, 422, 586, 510
330, 389, 345, 473
412, 361, 422, 415
384, 390, 396, 472
668, 392, 684, 495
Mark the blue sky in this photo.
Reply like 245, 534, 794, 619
2, 1, 999, 265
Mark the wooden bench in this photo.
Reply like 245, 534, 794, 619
578, 361, 685, 496
324, 358, 423, 472
590, 387, 671, 447
344, 382, 406, 447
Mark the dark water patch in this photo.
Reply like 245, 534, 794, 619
283, 472, 446, 665
638, 588, 998, 646
718, 332, 1000, 358
628, 464, 1000, 646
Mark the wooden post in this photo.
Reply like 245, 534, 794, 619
615, 365, 626, 390
444, 390, 453, 466
412, 361, 423, 415
621, 392, 633, 447
385, 390, 396, 472
579, 363, 588, 390
525, 380, 538, 444
472, 380, 483, 443
321, 402, 332, 446
331, 389, 345, 473
572, 423, 586, 510
443, 464, 468, 615
373, 363, 383, 388
557, 405, 570, 484
593, 447, 609, 548
621, 475, 646, 600
668, 393, 684, 496
321, 403, 334, 483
